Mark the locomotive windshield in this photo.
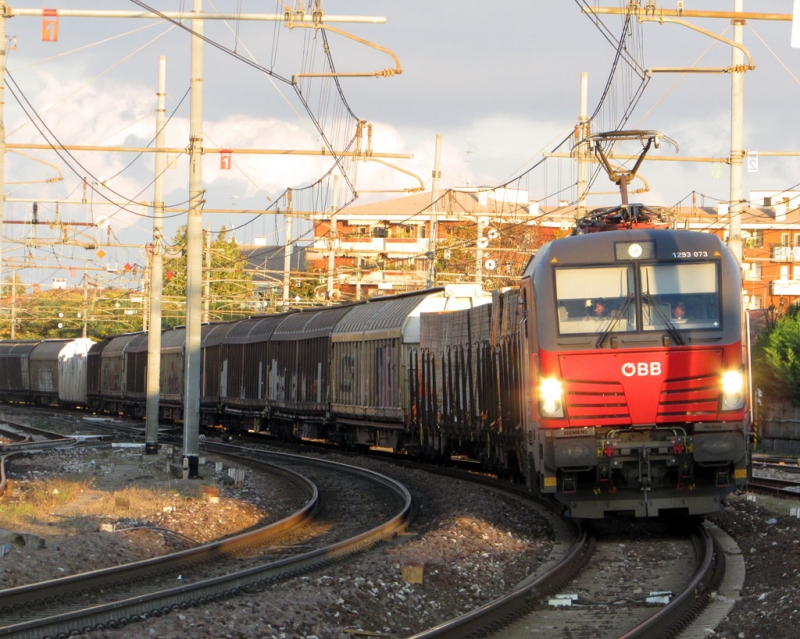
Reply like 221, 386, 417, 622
555, 266, 636, 335
641, 262, 721, 330
555, 261, 722, 335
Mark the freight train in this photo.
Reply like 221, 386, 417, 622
0, 228, 751, 518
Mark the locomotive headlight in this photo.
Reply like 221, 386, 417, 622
539, 377, 564, 418
720, 370, 745, 411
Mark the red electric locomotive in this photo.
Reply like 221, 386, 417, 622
519, 227, 751, 518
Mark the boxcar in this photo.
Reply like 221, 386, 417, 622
418, 301, 496, 462
91, 332, 142, 414
87, 337, 111, 410
267, 305, 355, 439
199, 321, 236, 426
159, 327, 186, 421
56, 338, 95, 407
0, 340, 41, 403
218, 313, 292, 430
28, 338, 95, 407
122, 332, 149, 417
331, 284, 491, 452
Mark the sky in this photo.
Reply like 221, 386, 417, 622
3, 0, 800, 287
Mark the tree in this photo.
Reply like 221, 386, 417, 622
162, 225, 256, 326
435, 220, 553, 289
752, 303, 800, 405
0, 285, 143, 340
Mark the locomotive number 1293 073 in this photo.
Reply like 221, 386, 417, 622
672, 251, 708, 258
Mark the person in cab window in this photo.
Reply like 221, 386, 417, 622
588, 299, 608, 318
672, 301, 687, 322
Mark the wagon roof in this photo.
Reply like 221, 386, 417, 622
29, 339, 73, 360
0, 340, 42, 357
124, 332, 150, 354
332, 285, 492, 343
223, 313, 292, 344
202, 321, 236, 347
332, 294, 427, 341
161, 327, 187, 350
102, 332, 143, 357
272, 305, 353, 341
87, 337, 113, 358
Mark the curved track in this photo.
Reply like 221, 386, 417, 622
0, 445, 412, 639
407, 520, 722, 639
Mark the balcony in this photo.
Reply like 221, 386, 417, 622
771, 280, 800, 296
772, 246, 800, 262
311, 236, 428, 257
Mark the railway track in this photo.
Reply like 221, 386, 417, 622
0, 445, 412, 639
0, 410, 751, 638
404, 519, 726, 639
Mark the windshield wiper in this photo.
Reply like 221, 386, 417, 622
596, 294, 634, 348
643, 293, 685, 346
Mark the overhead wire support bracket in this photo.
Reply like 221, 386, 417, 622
585, 3, 759, 74
639, 16, 755, 74
286, 13, 403, 82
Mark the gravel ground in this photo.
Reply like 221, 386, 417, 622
708, 494, 800, 639
0, 444, 554, 638
2, 442, 800, 638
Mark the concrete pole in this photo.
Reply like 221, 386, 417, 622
327, 174, 339, 300
82, 261, 88, 339
577, 72, 589, 218
203, 222, 211, 322
145, 56, 166, 456
426, 134, 442, 289
282, 199, 293, 306
356, 257, 362, 300
142, 262, 148, 333
729, 0, 745, 263
475, 217, 485, 285
10, 278, 14, 339
183, 0, 204, 477
0, 1, 6, 318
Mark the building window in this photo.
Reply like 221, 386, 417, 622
793, 265, 800, 281
782, 233, 790, 247
780, 265, 790, 281
389, 224, 417, 239
744, 230, 763, 248
742, 262, 761, 281
744, 294, 762, 310
343, 225, 369, 238
794, 233, 800, 246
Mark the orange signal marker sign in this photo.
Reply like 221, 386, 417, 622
42, 9, 59, 42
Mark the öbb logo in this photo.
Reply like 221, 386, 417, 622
621, 362, 662, 377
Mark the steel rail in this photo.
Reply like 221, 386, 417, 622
749, 476, 800, 496
0, 439, 76, 454
411, 521, 718, 639
0, 448, 412, 639
405, 520, 589, 639
620, 523, 721, 639
0, 457, 317, 617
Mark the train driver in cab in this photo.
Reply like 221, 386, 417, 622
587, 299, 609, 318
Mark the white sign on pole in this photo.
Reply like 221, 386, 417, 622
793, 0, 800, 48
747, 152, 759, 173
